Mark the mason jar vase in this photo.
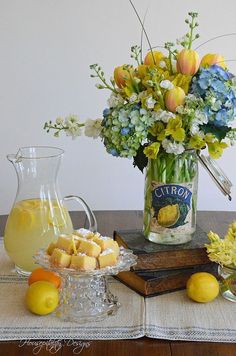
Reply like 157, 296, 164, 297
143, 150, 198, 245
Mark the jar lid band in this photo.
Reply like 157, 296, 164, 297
197, 152, 232, 201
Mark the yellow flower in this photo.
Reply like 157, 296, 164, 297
144, 51, 164, 66
165, 116, 185, 142
144, 142, 160, 159
171, 73, 192, 94
204, 133, 215, 143
201, 53, 227, 69
207, 231, 221, 242
207, 141, 228, 159
189, 135, 206, 150
206, 222, 236, 266
149, 122, 166, 140
136, 65, 148, 79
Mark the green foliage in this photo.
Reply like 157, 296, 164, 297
201, 123, 231, 141
133, 145, 148, 172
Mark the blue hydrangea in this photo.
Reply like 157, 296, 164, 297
101, 104, 155, 158
190, 65, 236, 127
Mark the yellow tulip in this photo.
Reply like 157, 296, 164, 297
177, 49, 200, 75
114, 66, 132, 88
200, 53, 227, 69
144, 51, 164, 66
165, 87, 185, 112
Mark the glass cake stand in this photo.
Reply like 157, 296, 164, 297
33, 247, 137, 323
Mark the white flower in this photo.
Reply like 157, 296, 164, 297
162, 139, 185, 155
189, 110, 208, 136
133, 77, 141, 84
186, 94, 198, 102
176, 105, 184, 115
160, 80, 174, 90
153, 109, 176, 123
159, 61, 166, 69
190, 123, 200, 135
65, 115, 82, 139
84, 119, 102, 139
55, 117, 63, 125
146, 96, 156, 109
226, 130, 236, 145
107, 93, 124, 108
129, 93, 138, 103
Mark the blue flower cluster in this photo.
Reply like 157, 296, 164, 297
191, 65, 236, 127
101, 104, 155, 158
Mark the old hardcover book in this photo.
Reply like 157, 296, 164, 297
114, 226, 210, 271
116, 263, 217, 297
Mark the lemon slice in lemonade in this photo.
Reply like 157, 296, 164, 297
48, 204, 68, 228
11, 206, 35, 229
20, 199, 42, 209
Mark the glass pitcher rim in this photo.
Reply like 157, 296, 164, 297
9, 146, 64, 161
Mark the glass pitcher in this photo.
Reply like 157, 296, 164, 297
4, 146, 97, 275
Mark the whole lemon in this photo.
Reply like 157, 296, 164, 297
25, 281, 59, 315
186, 272, 219, 303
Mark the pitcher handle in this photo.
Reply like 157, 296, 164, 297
63, 195, 97, 232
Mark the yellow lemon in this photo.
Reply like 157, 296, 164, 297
25, 281, 59, 315
186, 272, 219, 303
157, 204, 180, 227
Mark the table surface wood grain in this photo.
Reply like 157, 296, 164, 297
0, 210, 235, 356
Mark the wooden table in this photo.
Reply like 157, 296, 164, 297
0, 210, 236, 356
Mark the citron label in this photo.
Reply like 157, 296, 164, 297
150, 182, 193, 232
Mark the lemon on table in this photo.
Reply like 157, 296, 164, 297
186, 272, 219, 303
25, 281, 59, 315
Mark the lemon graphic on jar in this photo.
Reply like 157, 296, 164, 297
157, 204, 180, 227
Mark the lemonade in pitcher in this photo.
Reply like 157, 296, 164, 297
4, 198, 73, 272
4, 147, 97, 275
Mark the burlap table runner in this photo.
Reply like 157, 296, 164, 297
0, 240, 236, 342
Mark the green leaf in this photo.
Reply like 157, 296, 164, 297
201, 124, 231, 141
133, 145, 148, 172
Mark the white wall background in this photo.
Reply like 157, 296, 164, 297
0, 0, 236, 215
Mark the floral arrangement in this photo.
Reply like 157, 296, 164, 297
44, 11, 236, 172
206, 222, 236, 267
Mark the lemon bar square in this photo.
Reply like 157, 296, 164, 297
74, 228, 95, 240
77, 240, 101, 257
70, 254, 96, 271
56, 235, 76, 254
50, 248, 71, 268
93, 236, 120, 257
46, 241, 57, 255
98, 249, 117, 268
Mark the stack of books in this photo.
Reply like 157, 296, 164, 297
114, 227, 217, 297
